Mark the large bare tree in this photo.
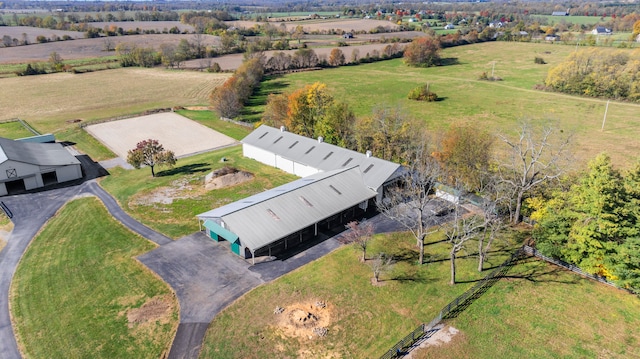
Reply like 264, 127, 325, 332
497, 122, 572, 224
444, 205, 484, 285
376, 137, 447, 265
339, 220, 374, 262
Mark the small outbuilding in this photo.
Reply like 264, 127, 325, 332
0, 137, 82, 196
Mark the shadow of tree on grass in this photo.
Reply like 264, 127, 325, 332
157, 163, 211, 177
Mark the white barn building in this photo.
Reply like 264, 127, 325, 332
242, 125, 404, 201
0, 137, 82, 196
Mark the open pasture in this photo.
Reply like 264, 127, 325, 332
86, 112, 238, 159
90, 21, 194, 32
259, 41, 640, 167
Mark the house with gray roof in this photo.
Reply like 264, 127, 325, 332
0, 137, 82, 196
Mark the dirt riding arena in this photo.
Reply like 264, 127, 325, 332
85, 112, 238, 159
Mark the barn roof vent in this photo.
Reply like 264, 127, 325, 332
318, 136, 324, 143
280, 126, 286, 132
366, 150, 372, 158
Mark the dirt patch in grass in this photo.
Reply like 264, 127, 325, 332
205, 167, 254, 190
274, 301, 332, 340
127, 295, 173, 328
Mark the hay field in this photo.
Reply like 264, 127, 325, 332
227, 18, 400, 33
0, 33, 220, 63
0, 26, 83, 41
90, 21, 194, 32
0, 67, 230, 133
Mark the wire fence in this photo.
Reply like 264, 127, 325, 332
380, 247, 526, 359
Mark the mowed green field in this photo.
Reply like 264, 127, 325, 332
10, 197, 178, 358
257, 41, 640, 167
199, 231, 640, 358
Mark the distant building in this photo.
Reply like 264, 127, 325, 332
592, 26, 612, 35
444, 24, 455, 30
342, 32, 353, 39
552, 10, 569, 16
545, 34, 561, 41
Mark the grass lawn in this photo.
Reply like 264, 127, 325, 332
199, 230, 522, 358
252, 42, 640, 167
414, 258, 640, 359
199, 228, 640, 358
99, 146, 298, 239
0, 120, 36, 139
0, 212, 11, 252
10, 197, 178, 359
176, 109, 253, 140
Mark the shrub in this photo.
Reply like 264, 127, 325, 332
408, 84, 438, 101
534, 56, 546, 64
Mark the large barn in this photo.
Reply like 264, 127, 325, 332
197, 167, 377, 262
197, 125, 404, 262
0, 137, 82, 196
242, 125, 404, 201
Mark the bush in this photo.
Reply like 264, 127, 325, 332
408, 84, 438, 101
534, 56, 546, 64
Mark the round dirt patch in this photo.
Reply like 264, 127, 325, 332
274, 301, 332, 340
126, 295, 173, 327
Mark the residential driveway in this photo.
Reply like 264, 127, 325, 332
138, 233, 264, 359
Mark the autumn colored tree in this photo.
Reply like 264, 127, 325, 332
328, 48, 346, 67
126, 139, 177, 177
210, 77, 242, 118
286, 82, 334, 137
403, 36, 441, 67
354, 106, 421, 163
261, 93, 289, 128
433, 124, 494, 192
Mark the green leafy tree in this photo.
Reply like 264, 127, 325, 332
126, 139, 177, 177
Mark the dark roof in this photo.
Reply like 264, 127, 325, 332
0, 137, 80, 166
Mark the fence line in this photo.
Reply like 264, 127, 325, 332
380, 247, 525, 359
79, 108, 173, 128
1, 201, 13, 219
522, 245, 621, 290
18, 119, 40, 135
219, 117, 254, 128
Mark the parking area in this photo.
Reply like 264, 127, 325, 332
85, 112, 238, 159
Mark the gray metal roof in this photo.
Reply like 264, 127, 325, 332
197, 166, 377, 252
242, 125, 403, 190
0, 137, 80, 167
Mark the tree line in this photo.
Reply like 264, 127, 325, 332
532, 153, 640, 294
545, 48, 640, 102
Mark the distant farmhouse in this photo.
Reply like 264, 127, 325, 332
592, 26, 612, 35
552, 9, 569, 16
197, 125, 404, 262
0, 137, 82, 196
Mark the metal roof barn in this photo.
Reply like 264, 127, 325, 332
197, 167, 377, 260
